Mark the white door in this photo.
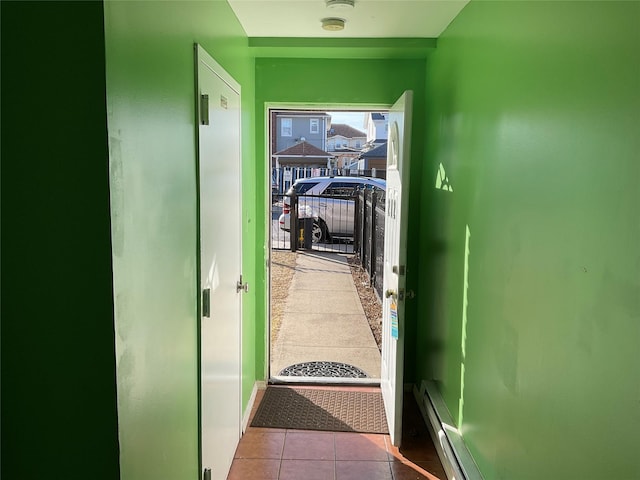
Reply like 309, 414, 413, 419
381, 91, 413, 446
196, 45, 243, 480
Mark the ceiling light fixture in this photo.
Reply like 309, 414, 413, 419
321, 17, 346, 31
326, 0, 355, 8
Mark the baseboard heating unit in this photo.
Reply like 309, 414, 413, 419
414, 381, 483, 480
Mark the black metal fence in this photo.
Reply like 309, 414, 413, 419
270, 186, 387, 297
271, 193, 357, 254
354, 188, 386, 299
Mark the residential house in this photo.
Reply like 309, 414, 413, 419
327, 123, 367, 168
364, 112, 389, 149
271, 110, 330, 160
351, 142, 388, 173
272, 140, 334, 169
3, 1, 638, 480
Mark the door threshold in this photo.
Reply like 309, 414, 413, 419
269, 375, 381, 387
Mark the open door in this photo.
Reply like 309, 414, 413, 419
381, 91, 413, 446
196, 45, 244, 479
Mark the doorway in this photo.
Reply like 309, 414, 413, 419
267, 107, 389, 385
266, 93, 413, 447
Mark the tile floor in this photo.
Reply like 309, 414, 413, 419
227, 386, 447, 480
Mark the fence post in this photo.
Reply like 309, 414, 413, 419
354, 191, 361, 254
364, 189, 371, 272
369, 190, 377, 285
289, 193, 298, 252
361, 190, 366, 268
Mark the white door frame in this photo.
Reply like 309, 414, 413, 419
263, 102, 391, 382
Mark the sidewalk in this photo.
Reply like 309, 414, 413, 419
271, 251, 381, 379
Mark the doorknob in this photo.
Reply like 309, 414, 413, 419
236, 275, 249, 293
385, 289, 409, 301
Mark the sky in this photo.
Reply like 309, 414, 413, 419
328, 112, 368, 132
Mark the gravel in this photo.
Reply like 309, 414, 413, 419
270, 251, 297, 346
347, 255, 383, 351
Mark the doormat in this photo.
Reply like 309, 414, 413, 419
278, 361, 369, 378
251, 386, 389, 434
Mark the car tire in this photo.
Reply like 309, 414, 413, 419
311, 220, 328, 243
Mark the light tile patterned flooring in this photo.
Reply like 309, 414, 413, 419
228, 387, 446, 480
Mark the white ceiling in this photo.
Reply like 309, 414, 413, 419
227, 0, 469, 38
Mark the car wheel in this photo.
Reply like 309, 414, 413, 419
311, 220, 327, 243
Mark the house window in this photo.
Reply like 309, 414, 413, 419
310, 119, 319, 134
281, 118, 292, 137
355, 141, 361, 148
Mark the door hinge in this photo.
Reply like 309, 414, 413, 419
200, 94, 209, 125
203, 468, 211, 480
392, 265, 405, 275
202, 288, 211, 317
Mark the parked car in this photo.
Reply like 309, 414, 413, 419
278, 176, 386, 243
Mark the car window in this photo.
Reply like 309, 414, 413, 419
288, 182, 319, 195
323, 182, 359, 197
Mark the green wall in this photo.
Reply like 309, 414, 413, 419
5, 1, 638, 479
255, 57, 427, 380
1, 2, 120, 479
419, 1, 640, 478
103, 1, 257, 478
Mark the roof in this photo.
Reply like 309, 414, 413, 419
331, 147, 360, 153
273, 141, 333, 158
360, 142, 387, 158
327, 124, 366, 139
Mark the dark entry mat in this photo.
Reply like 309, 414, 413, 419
279, 361, 369, 378
251, 386, 389, 434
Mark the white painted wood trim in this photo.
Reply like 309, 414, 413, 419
414, 381, 484, 480
242, 381, 267, 433
270, 376, 380, 386
196, 44, 241, 94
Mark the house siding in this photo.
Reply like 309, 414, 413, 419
275, 114, 327, 152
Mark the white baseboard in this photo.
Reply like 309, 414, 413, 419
414, 381, 483, 480
242, 381, 267, 433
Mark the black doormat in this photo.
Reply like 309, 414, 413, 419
278, 361, 369, 378
251, 386, 389, 434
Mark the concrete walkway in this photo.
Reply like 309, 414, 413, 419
271, 251, 381, 379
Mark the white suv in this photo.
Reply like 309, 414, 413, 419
278, 176, 386, 242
